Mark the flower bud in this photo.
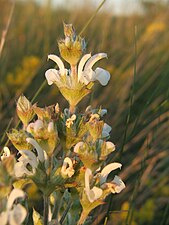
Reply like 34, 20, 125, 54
87, 114, 104, 141
16, 95, 35, 126
58, 23, 86, 65
27, 120, 58, 156
7, 129, 32, 150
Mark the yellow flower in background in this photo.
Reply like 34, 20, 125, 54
144, 21, 166, 40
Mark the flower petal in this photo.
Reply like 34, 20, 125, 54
61, 157, 75, 177
26, 138, 44, 162
85, 168, 103, 203
111, 175, 125, 193
9, 204, 27, 225
102, 123, 112, 138
48, 122, 54, 132
0, 211, 8, 225
14, 161, 34, 177
34, 119, 44, 132
84, 53, 107, 70
95, 67, 110, 86
19, 150, 38, 168
78, 53, 91, 82
45, 69, 61, 86
80, 69, 95, 85
106, 142, 115, 152
7, 189, 25, 210
48, 54, 65, 75
74, 141, 84, 153
1, 147, 11, 161
100, 163, 122, 184
85, 168, 92, 190
86, 186, 103, 203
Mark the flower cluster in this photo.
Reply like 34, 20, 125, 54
0, 23, 125, 225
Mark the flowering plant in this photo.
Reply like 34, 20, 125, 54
0, 23, 125, 225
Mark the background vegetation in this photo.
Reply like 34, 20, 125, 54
0, 0, 169, 224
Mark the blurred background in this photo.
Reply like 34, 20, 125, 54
0, 0, 169, 224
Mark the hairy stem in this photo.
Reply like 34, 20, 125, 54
43, 195, 49, 225
69, 104, 76, 114
77, 210, 89, 225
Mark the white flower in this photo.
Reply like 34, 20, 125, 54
1, 147, 11, 161
85, 168, 103, 203
66, 114, 76, 128
27, 119, 43, 133
0, 189, 27, 225
14, 150, 38, 177
14, 138, 45, 178
99, 163, 125, 194
61, 157, 75, 178
45, 53, 110, 88
78, 53, 110, 86
45, 54, 68, 88
84, 163, 125, 203
102, 123, 112, 138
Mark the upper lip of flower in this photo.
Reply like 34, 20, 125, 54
77, 53, 107, 82
85, 168, 103, 203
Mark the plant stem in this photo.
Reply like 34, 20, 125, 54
77, 210, 89, 225
69, 104, 76, 114
71, 64, 77, 79
43, 195, 49, 225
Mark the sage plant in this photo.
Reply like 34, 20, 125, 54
0, 23, 125, 225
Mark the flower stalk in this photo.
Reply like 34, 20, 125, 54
43, 195, 49, 225
2, 22, 125, 225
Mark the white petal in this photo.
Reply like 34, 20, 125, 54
85, 168, 92, 190
61, 157, 75, 177
74, 142, 84, 153
26, 138, 44, 162
112, 175, 125, 193
100, 163, 122, 184
95, 67, 110, 86
34, 120, 44, 132
48, 122, 54, 132
1, 147, 11, 160
7, 189, 25, 210
91, 187, 103, 201
9, 204, 27, 225
102, 123, 112, 138
19, 150, 38, 168
84, 53, 107, 71
26, 122, 34, 133
0, 211, 8, 225
106, 142, 115, 152
71, 114, 76, 121
45, 69, 61, 85
78, 54, 91, 82
85, 168, 103, 202
100, 109, 107, 117
48, 54, 65, 75
80, 69, 95, 85
86, 186, 103, 203
14, 161, 34, 177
